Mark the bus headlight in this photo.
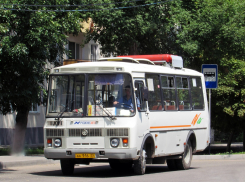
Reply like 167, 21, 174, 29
110, 138, 120, 148
54, 138, 62, 147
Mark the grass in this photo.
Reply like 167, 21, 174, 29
0, 147, 44, 156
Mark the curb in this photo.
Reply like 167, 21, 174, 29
193, 154, 245, 160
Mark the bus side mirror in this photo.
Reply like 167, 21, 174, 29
142, 87, 148, 101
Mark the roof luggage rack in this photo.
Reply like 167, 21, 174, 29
118, 54, 183, 68
136, 59, 155, 65
98, 57, 139, 64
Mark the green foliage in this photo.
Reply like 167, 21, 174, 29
0, 0, 84, 114
86, 0, 179, 55
0, 147, 44, 156
212, 58, 245, 133
24, 147, 44, 155
86, 0, 245, 66
168, 0, 245, 69
0, 148, 10, 155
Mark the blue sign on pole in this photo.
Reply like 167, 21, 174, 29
202, 64, 218, 89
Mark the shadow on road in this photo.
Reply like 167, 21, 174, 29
0, 169, 16, 173
30, 164, 197, 178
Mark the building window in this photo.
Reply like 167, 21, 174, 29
91, 44, 98, 61
69, 41, 79, 59
30, 103, 39, 112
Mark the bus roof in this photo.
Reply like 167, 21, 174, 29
51, 59, 202, 77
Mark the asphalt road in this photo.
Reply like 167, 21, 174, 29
0, 160, 245, 182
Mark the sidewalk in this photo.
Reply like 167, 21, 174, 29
0, 143, 244, 169
0, 155, 59, 169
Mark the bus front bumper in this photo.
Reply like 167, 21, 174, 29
44, 148, 138, 160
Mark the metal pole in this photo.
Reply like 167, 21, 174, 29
209, 89, 211, 155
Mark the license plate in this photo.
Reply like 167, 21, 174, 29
75, 153, 95, 158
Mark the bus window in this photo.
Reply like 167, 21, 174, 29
134, 81, 147, 111
161, 76, 177, 110
190, 77, 204, 110
176, 77, 191, 110
47, 75, 85, 117
146, 74, 162, 111
87, 73, 135, 116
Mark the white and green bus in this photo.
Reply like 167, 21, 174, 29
44, 54, 210, 175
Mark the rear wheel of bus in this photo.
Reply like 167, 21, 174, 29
167, 140, 192, 171
176, 140, 192, 170
60, 159, 74, 175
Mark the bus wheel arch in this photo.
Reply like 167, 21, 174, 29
141, 133, 155, 159
186, 130, 197, 154
134, 133, 155, 175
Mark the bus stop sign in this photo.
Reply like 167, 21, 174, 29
202, 64, 218, 89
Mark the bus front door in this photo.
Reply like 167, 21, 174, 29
134, 80, 150, 139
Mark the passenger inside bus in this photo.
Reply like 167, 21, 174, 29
113, 85, 140, 111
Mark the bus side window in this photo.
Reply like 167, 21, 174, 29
176, 77, 191, 110
145, 74, 162, 111
190, 77, 204, 110
161, 76, 177, 110
135, 81, 146, 111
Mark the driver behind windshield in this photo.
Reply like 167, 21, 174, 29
113, 85, 138, 111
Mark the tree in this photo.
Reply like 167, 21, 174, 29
169, 0, 245, 67
85, 0, 179, 55
0, 0, 84, 154
212, 59, 245, 152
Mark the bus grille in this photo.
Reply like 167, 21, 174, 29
69, 128, 103, 137
47, 121, 63, 126
106, 128, 128, 136
46, 129, 64, 137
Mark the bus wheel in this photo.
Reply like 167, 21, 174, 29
134, 150, 146, 175
176, 140, 192, 170
60, 159, 74, 175
167, 159, 177, 170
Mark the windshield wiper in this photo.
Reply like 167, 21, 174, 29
55, 100, 75, 122
95, 100, 116, 121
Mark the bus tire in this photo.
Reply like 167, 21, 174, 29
60, 159, 74, 175
176, 140, 192, 170
134, 149, 146, 175
167, 159, 177, 170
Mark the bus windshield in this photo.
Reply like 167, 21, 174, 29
47, 73, 135, 117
